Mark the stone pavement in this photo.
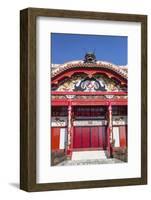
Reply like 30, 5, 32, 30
57, 158, 124, 166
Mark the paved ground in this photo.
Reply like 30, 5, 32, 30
57, 158, 124, 166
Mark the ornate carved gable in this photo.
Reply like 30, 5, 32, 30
53, 74, 127, 92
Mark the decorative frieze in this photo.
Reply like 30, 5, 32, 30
112, 116, 127, 125
51, 117, 67, 127
73, 120, 107, 126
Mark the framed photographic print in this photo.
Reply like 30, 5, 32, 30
20, 8, 147, 191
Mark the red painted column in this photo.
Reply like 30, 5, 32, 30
66, 102, 72, 158
107, 103, 113, 158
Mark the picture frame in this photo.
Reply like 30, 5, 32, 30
20, 7, 147, 192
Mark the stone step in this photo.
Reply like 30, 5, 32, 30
72, 150, 107, 160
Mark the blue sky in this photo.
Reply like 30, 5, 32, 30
51, 33, 127, 65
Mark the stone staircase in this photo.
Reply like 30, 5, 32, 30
72, 150, 107, 161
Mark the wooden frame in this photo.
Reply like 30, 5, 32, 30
20, 7, 147, 192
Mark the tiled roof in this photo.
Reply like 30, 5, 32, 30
51, 60, 128, 79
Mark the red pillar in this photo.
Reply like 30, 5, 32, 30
66, 102, 72, 158
107, 103, 113, 158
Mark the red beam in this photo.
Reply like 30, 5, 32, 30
51, 91, 127, 96
51, 99, 127, 106
51, 100, 69, 106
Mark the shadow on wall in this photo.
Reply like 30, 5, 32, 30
9, 183, 19, 189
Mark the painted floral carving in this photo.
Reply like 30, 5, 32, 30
55, 74, 126, 92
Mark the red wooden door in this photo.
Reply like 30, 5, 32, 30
102, 126, 107, 149
98, 126, 107, 149
73, 127, 91, 149
73, 126, 107, 149
73, 127, 81, 148
119, 126, 127, 147
81, 127, 90, 148
51, 127, 60, 150
91, 127, 99, 148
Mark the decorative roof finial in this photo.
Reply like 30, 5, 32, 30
84, 52, 96, 63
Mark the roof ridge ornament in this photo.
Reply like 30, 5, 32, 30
84, 52, 96, 63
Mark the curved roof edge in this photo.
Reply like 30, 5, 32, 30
51, 60, 128, 79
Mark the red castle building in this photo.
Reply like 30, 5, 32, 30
51, 53, 127, 165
